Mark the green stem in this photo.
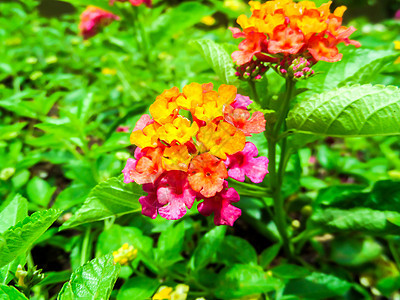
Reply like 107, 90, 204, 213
80, 226, 92, 266
248, 80, 261, 106
388, 239, 400, 271
266, 78, 296, 258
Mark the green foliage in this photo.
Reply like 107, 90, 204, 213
287, 85, 400, 136
117, 276, 159, 300
0, 284, 28, 300
61, 176, 144, 229
0, 208, 62, 268
58, 255, 120, 300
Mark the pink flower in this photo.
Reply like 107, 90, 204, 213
133, 114, 153, 132
231, 94, 253, 109
79, 6, 120, 39
138, 171, 196, 220
197, 182, 241, 226
225, 142, 268, 183
110, 0, 152, 7
116, 126, 130, 132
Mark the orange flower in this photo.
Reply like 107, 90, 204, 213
162, 144, 192, 172
197, 121, 246, 160
149, 87, 180, 124
157, 116, 199, 145
188, 153, 228, 197
224, 106, 266, 136
230, 0, 360, 72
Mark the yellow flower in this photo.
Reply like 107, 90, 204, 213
162, 144, 192, 172
102, 68, 117, 75
157, 116, 199, 145
223, 0, 246, 11
113, 243, 138, 265
201, 16, 216, 26
170, 284, 189, 300
152, 286, 173, 300
394, 41, 400, 64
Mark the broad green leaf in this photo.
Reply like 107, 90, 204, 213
96, 225, 155, 272
272, 264, 310, 279
61, 176, 144, 229
58, 255, 120, 300
259, 244, 281, 269
192, 39, 239, 85
0, 194, 28, 233
298, 49, 397, 94
377, 276, 400, 298
330, 237, 382, 266
26, 177, 57, 208
0, 209, 62, 268
215, 264, 281, 298
39, 270, 72, 286
284, 272, 352, 299
117, 276, 159, 300
0, 122, 27, 140
190, 226, 226, 271
287, 85, 400, 137
217, 236, 258, 266
155, 222, 185, 268
0, 284, 28, 300
311, 207, 400, 234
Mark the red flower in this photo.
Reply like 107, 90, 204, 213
79, 6, 120, 39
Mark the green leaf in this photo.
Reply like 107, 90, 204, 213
272, 264, 310, 279
299, 49, 397, 94
259, 244, 281, 269
284, 272, 352, 299
61, 176, 144, 229
215, 264, 281, 298
155, 222, 185, 268
377, 276, 400, 297
0, 284, 28, 300
190, 226, 226, 271
0, 122, 27, 140
0, 194, 28, 233
330, 237, 382, 266
217, 236, 258, 266
96, 225, 155, 272
0, 209, 62, 268
150, 2, 214, 46
117, 276, 159, 300
192, 39, 239, 85
58, 255, 120, 300
287, 84, 400, 137
26, 177, 57, 208
310, 207, 400, 234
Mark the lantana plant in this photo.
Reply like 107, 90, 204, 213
122, 83, 269, 226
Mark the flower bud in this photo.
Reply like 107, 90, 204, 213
113, 243, 138, 265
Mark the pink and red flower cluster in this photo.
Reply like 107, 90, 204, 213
79, 0, 151, 39
122, 83, 269, 226
230, 0, 361, 77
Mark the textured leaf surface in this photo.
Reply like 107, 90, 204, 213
0, 209, 62, 268
190, 226, 226, 271
311, 207, 400, 234
215, 264, 280, 298
0, 284, 28, 300
192, 39, 239, 85
287, 85, 400, 137
0, 194, 28, 233
58, 255, 120, 300
117, 276, 159, 300
61, 176, 144, 229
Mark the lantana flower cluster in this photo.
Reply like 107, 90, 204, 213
122, 83, 269, 226
79, 0, 151, 39
230, 0, 361, 79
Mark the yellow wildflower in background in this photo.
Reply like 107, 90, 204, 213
102, 68, 117, 75
152, 284, 189, 300
394, 41, 400, 64
201, 16, 216, 26
113, 243, 137, 265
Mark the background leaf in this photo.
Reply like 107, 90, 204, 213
58, 255, 120, 300
61, 176, 144, 229
0, 209, 62, 268
117, 276, 159, 300
287, 85, 400, 137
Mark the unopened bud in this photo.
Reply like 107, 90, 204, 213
113, 243, 138, 265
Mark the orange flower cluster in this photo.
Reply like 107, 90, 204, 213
230, 0, 361, 76
123, 83, 268, 225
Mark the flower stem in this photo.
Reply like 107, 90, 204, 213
248, 80, 261, 106
267, 78, 295, 258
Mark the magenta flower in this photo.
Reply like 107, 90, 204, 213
116, 126, 129, 132
138, 171, 196, 220
225, 142, 269, 183
197, 182, 241, 226
231, 94, 253, 109
79, 6, 120, 39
